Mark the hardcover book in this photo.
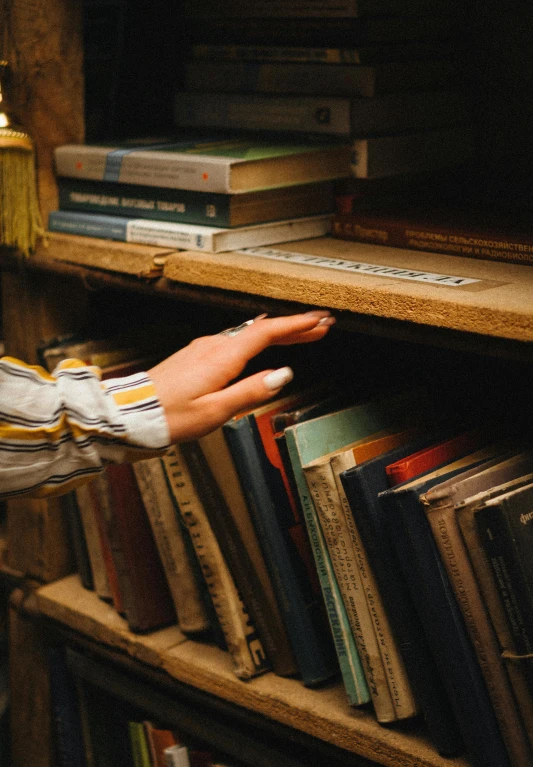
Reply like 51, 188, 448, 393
457, 472, 533, 748
475, 483, 533, 698
270, 392, 372, 704
57, 177, 335, 228
182, 0, 460, 18
303, 427, 422, 722
378, 447, 513, 767
223, 391, 340, 687
173, 90, 469, 137
190, 40, 457, 65
284, 391, 435, 720
183, 58, 458, 99
132, 457, 211, 636
420, 450, 533, 767
54, 135, 352, 194
180, 439, 298, 678
331, 204, 533, 266
48, 211, 332, 253
160, 446, 272, 680
339, 432, 466, 756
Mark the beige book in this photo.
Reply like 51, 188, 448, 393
133, 457, 210, 635
456, 470, 533, 752
160, 445, 271, 680
74, 482, 112, 602
303, 427, 419, 722
421, 451, 533, 767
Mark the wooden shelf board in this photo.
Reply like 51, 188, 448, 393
36, 575, 471, 767
36, 232, 176, 278
162, 238, 533, 344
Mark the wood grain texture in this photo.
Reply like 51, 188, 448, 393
36, 575, 473, 767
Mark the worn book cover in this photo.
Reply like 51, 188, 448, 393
54, 134, 351, 194
133, 457, 210, 636
161, 445, 271, 680
58, 177, 335, 228
304, 427, 422, 721
457, 471, 533, 750
223, 391, 339, 687
285, 390, 434, 721
420, 450, 533, 767
379, 447, 513, 767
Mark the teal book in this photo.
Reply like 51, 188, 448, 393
284, 388, 437, 722
57, 177, 335, 228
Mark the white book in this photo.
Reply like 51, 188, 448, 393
163, 744, 191, 767
173, 90, 469, 137
48, 211, 332, 252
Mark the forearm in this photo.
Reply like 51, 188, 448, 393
0, 356, 170, 498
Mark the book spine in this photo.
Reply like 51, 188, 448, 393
332, 212, 533, 267
58, 178, 233, 227
332, 453, 418, 719
184, 59, 378, 98
191, 43, 366, 64
105, 464, 177, 634
173, 92, 352, 135
63, 490, 94, 592
457, 500, 533, 749
161, 446, 271, 680
381, 487, 511, 767
423, 495, 533, 767
304, 460, 393, 719
180, 440, 299, 677
475, 502, 533, 696
223, 417, 338, 687
48, 646, 87, 767
132, 458, 210, 635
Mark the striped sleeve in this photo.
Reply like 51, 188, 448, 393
0, 356, 170, 499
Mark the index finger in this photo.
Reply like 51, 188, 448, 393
224, 310, 335, 358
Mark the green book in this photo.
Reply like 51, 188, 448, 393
128, 721, 152, 767
54, 133, 351, 194
57, 177, 334, 228
284, 388, 436, 721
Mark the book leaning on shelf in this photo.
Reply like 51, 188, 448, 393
160, 445, 272, 680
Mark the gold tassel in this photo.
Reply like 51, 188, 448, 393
0, 61, 44, 256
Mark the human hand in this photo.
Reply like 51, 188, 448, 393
148, 310, 335, 443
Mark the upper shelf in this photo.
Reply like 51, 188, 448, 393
4, 232, 533, 360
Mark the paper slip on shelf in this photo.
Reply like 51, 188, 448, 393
47, 211, 332, 252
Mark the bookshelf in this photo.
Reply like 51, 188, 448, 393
2, 1, 533, 766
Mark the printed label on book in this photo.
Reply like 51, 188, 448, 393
237, 247, 489, 288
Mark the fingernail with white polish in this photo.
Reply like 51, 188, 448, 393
317, 316, 336, 326
264, 366, 294, 391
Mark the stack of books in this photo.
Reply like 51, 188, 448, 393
175, 0, 475, 186
50, 133, 350, 251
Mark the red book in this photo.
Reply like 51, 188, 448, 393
105, 463, 177, 633
385, 429, 489, 487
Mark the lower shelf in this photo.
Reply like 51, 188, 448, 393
36, 574, 471, 767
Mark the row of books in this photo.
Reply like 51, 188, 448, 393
48, 645, 230, 767
45, 328, 533, 767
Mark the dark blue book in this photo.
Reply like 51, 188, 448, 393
48, 646, 87, 767
223, 393, 338, 687
340, 433, 465, 756
377, 449, 512, 767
